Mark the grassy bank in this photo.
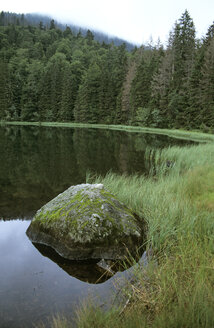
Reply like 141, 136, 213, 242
46, 136, 214, 327
1, 120, 214, 143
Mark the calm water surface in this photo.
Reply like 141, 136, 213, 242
0, 126, 194, 327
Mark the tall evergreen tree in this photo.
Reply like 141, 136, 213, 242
0, 59, 10, 119
130, 47, 163, 126
58, 60, 83, 121
20, 60, 44, 121
74, 60, 102, 123
187, 41, 205, 128
171, 10, 195, 88
151, 10, 196, 128
200, 37, 214, 127
39, 52, 67, 121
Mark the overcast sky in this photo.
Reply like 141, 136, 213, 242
1, 0, 214, 45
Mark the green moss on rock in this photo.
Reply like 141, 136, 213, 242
27, 184, 144, 260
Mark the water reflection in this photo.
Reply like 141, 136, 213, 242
0, 220, 116, 328
0, 126, 194, 219
32, 243, 114, 284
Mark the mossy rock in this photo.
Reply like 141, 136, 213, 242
26, 183, 144, 260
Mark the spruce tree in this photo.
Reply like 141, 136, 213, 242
74, 60, 102, 123
130, 48, 163, 126
58, 60, 83, 121
168, 10, 196, 127
200, 37, 214, 127
20, 60, 44, 121
0, 59, 10, 119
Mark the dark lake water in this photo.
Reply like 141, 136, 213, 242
0, 125, 194, 327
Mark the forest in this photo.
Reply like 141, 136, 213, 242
0, 10, 214, 130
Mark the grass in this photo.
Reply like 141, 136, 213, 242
9, 122, 212, 327
47, 137, 214, 327
2, 120, 214, 143
184, 166, 214, 211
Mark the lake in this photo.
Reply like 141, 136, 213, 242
0, 125, 194, 327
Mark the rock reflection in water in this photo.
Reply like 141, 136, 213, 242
32, 242, 116, 284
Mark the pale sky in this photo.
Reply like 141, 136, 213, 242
1, 0, 214, 45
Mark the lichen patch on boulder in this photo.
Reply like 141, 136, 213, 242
26, 184, 144, 260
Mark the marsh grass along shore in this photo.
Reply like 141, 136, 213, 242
52, 128, 214, 328
2, 122, 213, 327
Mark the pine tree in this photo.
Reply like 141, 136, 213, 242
86, 29, 94, 45
204, 21, 214, 46
39, 53, 67, 121
118, 48, 143, 124
20, 60, 44, 121
187, 42, 205, 128
171, 10, 195, 89
8, 50, 29, 120
0, 59, 10, 119
74, 60, 102, 123
130, 48, 163, 126
200, 37, 214, 127
150, 49, 173, 127
58, 60, 83, 121
167, 10, 196, 127
50, 19, 55, 30
0, 11, 5, 26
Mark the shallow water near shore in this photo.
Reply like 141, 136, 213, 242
0, 125, 195, 327
0, 220, 120, 328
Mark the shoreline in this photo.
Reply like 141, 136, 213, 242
1, 120, 214, 143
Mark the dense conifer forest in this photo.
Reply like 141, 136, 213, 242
0, 10, 213, 130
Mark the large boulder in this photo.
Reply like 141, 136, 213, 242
26, 183, 143, 260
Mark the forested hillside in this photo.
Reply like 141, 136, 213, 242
0, 11, 136, 50
0, 10, 214, 130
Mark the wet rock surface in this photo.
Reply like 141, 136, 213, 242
26, 184, 144, 260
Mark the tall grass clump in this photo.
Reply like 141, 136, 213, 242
43, 132, 214, 328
